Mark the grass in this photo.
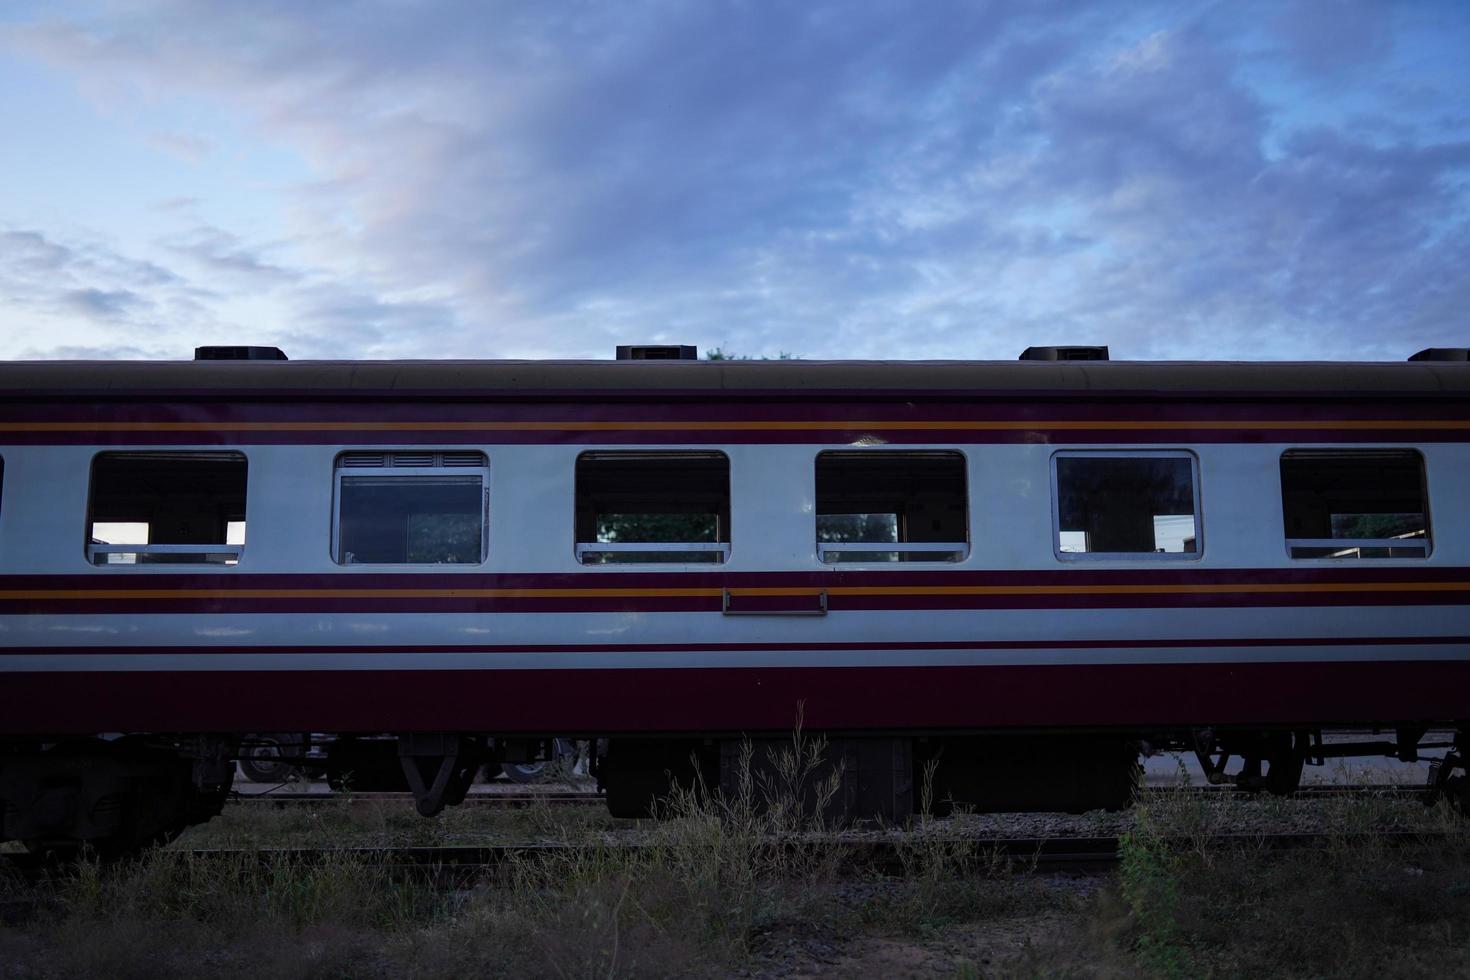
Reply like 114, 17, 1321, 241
2, 745, 1468, 978
171, 790, 627, 850
1106, 785, 1470, 980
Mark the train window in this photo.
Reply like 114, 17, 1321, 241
1053, 452, 1199, 558
333, 451, 489, 564
86, 452, 248, 566
575, 452, 730, 564
1280, 450, 1430, 559
815, 452, 968, 563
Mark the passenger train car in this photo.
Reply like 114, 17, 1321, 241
1, 344, 1466, 851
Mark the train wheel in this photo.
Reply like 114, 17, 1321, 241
239, 733, 304, 783
502, 739, 574, 783
500, 761, 545, 783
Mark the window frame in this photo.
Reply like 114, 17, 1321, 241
813, 449, 971, 565
85, 450, 249, 568
1050, 449, 1204, 562
1278, 448, 1432, 561
330, 450, 490, 566
573, 450, 732, 566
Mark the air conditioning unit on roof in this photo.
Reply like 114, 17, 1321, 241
1019, 346, 1109, 361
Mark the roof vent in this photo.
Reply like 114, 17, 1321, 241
1019, 345, 1109, 362
616, 345, 698, 361
1408, 348, 1468, 362
195, 346, 288, 361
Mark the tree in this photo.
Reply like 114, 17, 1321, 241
704, 347, 798, 361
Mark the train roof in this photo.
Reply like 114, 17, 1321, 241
1, 358, 1467, 399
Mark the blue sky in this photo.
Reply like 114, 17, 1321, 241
0, 1, 1466, 361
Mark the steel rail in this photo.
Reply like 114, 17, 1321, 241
5, 829, 1461, 883
230, 790, 603, 806
227, 783, 1429, 807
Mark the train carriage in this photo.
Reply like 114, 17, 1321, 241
1, 344, 1467, 850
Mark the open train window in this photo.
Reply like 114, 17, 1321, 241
1280, 450, 1429, 559
333, 451, 488, 564
815, 452, 968, 563
86, 452, 247, 566
1053, 451, 1200, 559
575, 452, 730, 564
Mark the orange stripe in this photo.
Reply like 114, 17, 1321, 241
2, 581, 1466, 602
0, 419, 1466, 433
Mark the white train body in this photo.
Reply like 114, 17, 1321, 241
0, 352, 1466, 840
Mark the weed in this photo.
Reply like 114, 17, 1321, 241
1117, 822, 1195, 980
8, 741, 1470, 978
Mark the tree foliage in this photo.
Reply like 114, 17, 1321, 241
704, 348, 798, 361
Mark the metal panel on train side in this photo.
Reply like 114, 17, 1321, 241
0, 381, 1466, 736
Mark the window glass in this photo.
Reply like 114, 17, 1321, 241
334, 451, 487, 564
1054, 453, 1199, 557
576, 452, 729, 564
1280, 450, 1429, 558
816, 452, 968, 563
87, 452, 247, 565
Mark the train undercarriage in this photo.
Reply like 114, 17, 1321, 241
2, 726, 1466, 855
0, 736, 235, 857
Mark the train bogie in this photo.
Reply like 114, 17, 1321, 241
0, 737, 234, 855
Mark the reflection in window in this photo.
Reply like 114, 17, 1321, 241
86, 452, 247, 565
1280, 450, 1429, 559
334, 452, 487, 564
816, 452, 968, 563
576, 453, 729, 564
1055, 454, 1198, 557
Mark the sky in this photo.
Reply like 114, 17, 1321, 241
0, 0, 1466, 362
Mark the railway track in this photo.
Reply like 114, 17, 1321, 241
227, 782, 1430, 807
232, 789, 604, 806
1164, 782, 1429, 800
3, 828, 1456, 884
0, 835, 1149, 882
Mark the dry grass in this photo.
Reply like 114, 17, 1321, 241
0, 734, 1083, 978
1108, 782, 1470, 980
172, 791, 626, 850
2, 745, 1469, 978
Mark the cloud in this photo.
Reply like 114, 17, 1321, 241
0, 227, 190, 354
150, 196, 202, 213
147, 129, 212, 161
1271, 0, 1396, 79
2, 1, 1467, 361
13, 341, 157, 360
160, 224, 301, 285
62, 286, 144, 320
1, 227, 179, 310
280, 284, 462, 359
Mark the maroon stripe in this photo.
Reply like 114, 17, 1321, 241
5, 635, 1467, 657
3, 427, 1465, 448
4, 591, 1465, 615
6, 566, 1465, 589
3, 569, 1465, 615
2, 661, 1467, 733
7, 396, 1467, 422
5, 388, 1464, 406
3, 393, 1466, 447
